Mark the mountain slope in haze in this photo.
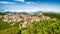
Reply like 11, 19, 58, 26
0, 11, 43, 14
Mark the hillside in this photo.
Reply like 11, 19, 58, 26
0, 12, 5, 15
43, 13, 60, 19
0, 13, 60, 34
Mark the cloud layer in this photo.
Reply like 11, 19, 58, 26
15, 0, 25, 2
0, 0, 60, 12
0, 1, 15, 4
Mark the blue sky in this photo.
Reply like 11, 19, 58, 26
0, 0, 60, 12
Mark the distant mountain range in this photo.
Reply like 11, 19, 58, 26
0, 11, 43, 14
0, 10, 60, 14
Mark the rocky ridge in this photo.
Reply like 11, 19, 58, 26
0, 14, 56, 29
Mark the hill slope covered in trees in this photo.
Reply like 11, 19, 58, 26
0, 12, 60, 34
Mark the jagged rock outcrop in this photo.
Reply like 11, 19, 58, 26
0, 14, 57, 29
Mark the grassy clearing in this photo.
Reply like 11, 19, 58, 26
0, 18, 12, 30
0, 27, 19, 34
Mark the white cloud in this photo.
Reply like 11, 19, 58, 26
25, 1, 45, 6
5, 9, 40, 12
15, 0, 39, 5
25, 1, 40, 4
0, 1, 15, 4
26, 2, 35, 4
15, 0, 25, 2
